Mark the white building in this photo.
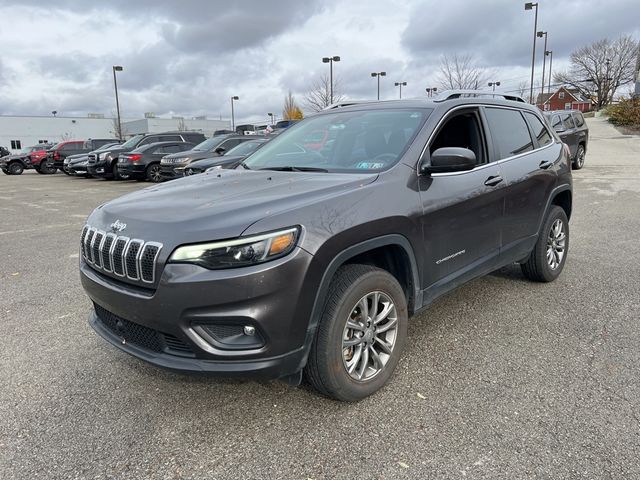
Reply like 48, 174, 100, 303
0, 115, 231, 153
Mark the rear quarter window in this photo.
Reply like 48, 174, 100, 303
573, 113, 585, 127
524, 112, 552, 147
562, 114, 575, 130
484, 108, 534, 160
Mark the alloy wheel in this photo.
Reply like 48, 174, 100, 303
342, 291, 398, 381
149, 165, 162, 182
546, 218, 566, 270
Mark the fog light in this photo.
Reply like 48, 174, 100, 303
243, 325, 256, 336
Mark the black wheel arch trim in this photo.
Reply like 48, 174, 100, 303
538, 184, 572, 235
296, 234, 421, 374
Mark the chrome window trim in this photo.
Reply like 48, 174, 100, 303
417, 103, 557, 178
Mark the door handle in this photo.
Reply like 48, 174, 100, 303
539, 160, 554, 170
484, 175, 503, 187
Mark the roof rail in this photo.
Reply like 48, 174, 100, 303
323, 100, 380, 110
434, 90, 526, 103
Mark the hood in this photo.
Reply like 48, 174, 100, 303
1, 154, 27, 162
162, 149, 212, 162
88, 169, 377, 246
188, 155, 245, 170
66, 153, 88, 161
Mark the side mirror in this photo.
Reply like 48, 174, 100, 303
421, 147, 476, 174
215, 147, 226, 155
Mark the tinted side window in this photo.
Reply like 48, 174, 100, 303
484, 108, 533, 159
573, 113, 585, 127
550, 115, 562, 131
562, 114, 575, 130
138, 137, 157, 146
524, 112, 552, 147
160, 135, 182, 142
220, 139, 243, 150
160, 144, 183, 154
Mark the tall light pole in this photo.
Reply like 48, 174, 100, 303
425, 87, 437, 97
371, 71, 386, 100
322, 56, 341, 105
230, 96, 239, 131
394, 81, 407, 99
525, 2, 539, 104
112, 65, 123, 140
488, 81, 501, 92
546, 50, 553, 96
537, 31, 548, 100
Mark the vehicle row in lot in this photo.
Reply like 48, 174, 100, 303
0, 143, 54, 175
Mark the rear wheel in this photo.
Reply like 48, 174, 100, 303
305, 264, 408, 401
573, 144, 585, 170
521, 206, 569, 282
146, 163, 162, 183
8, 162, 24, 175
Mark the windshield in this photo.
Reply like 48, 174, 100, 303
192, 136, 226, 151
226, 140, 266, 156
243, 108, 430, 173
120, 135, 144, 149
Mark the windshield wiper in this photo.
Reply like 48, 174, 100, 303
239, 161, 251, 170
259, 166, 328, 172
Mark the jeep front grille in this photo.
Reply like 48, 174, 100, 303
81, 225, 162, 284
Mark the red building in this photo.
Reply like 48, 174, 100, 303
537, 86, 591, 112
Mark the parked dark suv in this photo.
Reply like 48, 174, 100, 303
116, 141, 196, 182
87, 131, 206, 179
544, 110, 589, 170
79, 91, 572, 401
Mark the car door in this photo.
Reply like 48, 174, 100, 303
489, 108, 560, 262
560, 113, 577, 158
418, 107, 505, 293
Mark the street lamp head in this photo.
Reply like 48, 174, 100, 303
322, 57, 330, 63
380, 71, 386, 76
524, 2, 536, 10
332, 56, 340, 62
496, 81, 501, 86
113, 65, 123, 71
268, 112, 273, 116
536, 31, 546, 37
232, 96, 239, 100
371, 72, 377, 77
432, 87, 437, 92
545, 50, 552, 56
51, 110, 57, 116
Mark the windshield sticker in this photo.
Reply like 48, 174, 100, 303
356, 162, 385, 169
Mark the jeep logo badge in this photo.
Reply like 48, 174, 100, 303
110, 219, 127, 232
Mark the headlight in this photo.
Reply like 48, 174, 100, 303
169, 227, 299, 270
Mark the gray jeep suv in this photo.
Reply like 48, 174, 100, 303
79, 91, 572, 401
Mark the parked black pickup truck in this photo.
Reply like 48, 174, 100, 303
544, 110, 589, 170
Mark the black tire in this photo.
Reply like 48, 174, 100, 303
35, 166, 46, 174
145, 163, 163, 183
8, 162, 24, 175
304, 264, 408, 401
39, 162, 56, 174
112, 162, 129, 181
61, 167, 71, 175
2, 169, 10, 175
572, 144, 585, 170
521, 206, 569, 282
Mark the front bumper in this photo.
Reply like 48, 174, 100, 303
159, 164, 184, 180
87, 161, 110, 177
80, 247, 315, 378
117, 162, 146, 177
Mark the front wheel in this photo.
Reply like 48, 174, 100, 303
521, 206, 569, 282
112, 162, 129, 180
573, 144, 585, 170
8, 162, 24, 175
305, 264, 408, 401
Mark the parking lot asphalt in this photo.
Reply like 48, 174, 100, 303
1, 117, 639, 479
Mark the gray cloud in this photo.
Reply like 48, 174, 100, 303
0, 0, 637, 123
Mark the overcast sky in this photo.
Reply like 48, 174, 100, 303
0, 0, 638, 124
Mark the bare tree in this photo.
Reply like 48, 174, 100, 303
554, 35, 639, 110
517, 81, 529, 99
436, 54, 492, 90
303, 74, 344, 111
282, 91, 304, 120
176, 118, 186, 131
